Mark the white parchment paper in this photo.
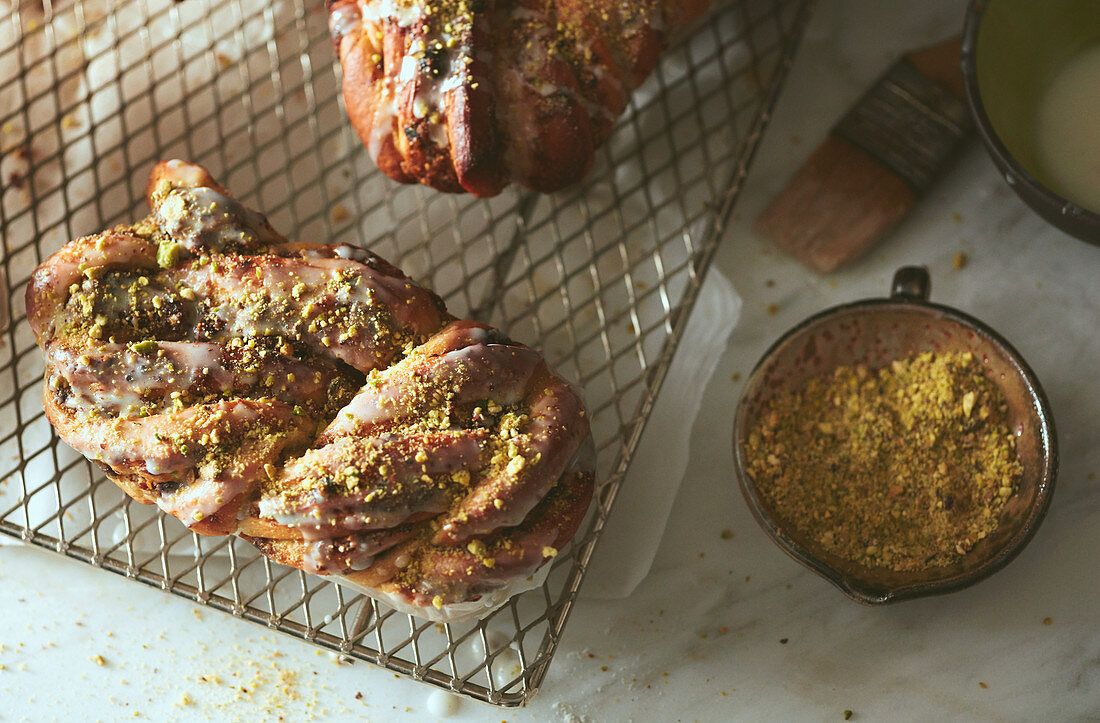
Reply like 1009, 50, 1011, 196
583, 268, 741, 599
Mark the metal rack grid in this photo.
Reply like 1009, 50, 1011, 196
0, 0, 812, 707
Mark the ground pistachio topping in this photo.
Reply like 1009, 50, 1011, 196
744, 351, 1024, 572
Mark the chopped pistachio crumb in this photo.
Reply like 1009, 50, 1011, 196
132, 340, 159, 355
157, 241, 188, 268
744, 351, 1023, 572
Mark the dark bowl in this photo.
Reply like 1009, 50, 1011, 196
732, 267, 1058, 605
961, 0, 1100, 245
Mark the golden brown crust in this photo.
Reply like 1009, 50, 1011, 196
26, 229, 158, 346
361, 461, 594, 606
32, 160, 595, 615
329, 0, 712, 196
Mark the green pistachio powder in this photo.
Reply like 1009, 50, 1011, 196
744, 351, 1023, 572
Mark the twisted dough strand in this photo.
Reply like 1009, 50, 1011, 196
29, 160, 594, 617
329, 0, 711, 195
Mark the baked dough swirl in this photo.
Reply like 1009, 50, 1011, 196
329, 0, 712, 196
28, 160, 594, 619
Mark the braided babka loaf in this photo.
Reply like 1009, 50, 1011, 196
328, 0, 712, 196
28, 160, 594, 621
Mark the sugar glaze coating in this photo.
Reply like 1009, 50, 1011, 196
329, 0, 711, 196
29, 160, 594, 617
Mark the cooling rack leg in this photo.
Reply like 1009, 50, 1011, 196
350, 597, 375, 642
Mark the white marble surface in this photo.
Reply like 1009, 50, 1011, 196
2, 0, 1099, 720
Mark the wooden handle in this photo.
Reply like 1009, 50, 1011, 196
905, 36, 965, 100
753, 135, 916, 273
754, 35, 965, 273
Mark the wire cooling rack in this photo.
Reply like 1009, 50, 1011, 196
0, 0, 812, 706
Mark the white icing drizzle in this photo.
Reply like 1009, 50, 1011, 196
303, 541, 374, 574
38, 234, 157, 331
586, 64, 626, 119
300, 525, 418, 574
354, 0, 480, 154
159, 159, 212, 188
326, 341, 540, 438
49, 341, 230, 416
332, 243, 357, 259
70, 398, 263, 476
328, 375, 407, 433
175, 254, 441, 373
411, 55, 468, 148
153, 186, 283, 253
360, 0, 424, 28
399, 54, 419, 84
157, 475, 247, 526
369, 84, 398, 161
258, 432, 484, 527
328, 2, 362, 45
427, 121, 450, 149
